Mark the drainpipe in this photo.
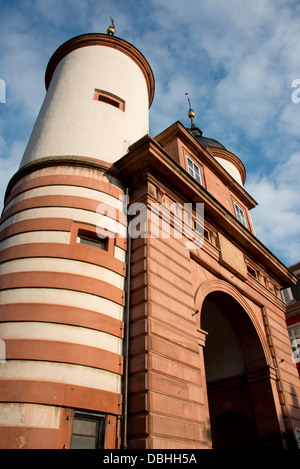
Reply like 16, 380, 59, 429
122, 181, 131, 449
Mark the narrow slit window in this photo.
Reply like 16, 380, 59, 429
93, 89, 125, 111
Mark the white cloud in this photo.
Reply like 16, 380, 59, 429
246, 151, 300, 265
0, 0, 299, 267
144, 0, 300, 267
279, 101, 300, 138
0, 142, 24, 208
146, 0, 300, 144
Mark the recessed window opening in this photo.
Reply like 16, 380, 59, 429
93, 89, 125, 111
247, 265, 257, 279
204, 229, 210, 241
194, 219, 209, 241
70, 411, 106, 449
98, 94, 119, 109
234, 202, 247, 228
77, 229, 108, 251
186, 156, 202, 184
288, 323, 300, 363
288, 324, 300, 342
281, 287, 294, 304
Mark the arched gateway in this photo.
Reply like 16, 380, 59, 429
195, 280, 287, 449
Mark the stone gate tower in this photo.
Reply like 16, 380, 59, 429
0, 30, 299, 450
0, 31, 154, 449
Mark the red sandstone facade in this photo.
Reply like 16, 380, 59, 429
0, 158, 126, 449
115, 124, 300, 449
282, 262, 300, 378
0, 32, 299, 450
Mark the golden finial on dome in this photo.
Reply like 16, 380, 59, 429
185, 93, 195, 126
188, 109, 195, 119
107, 15, 115, 36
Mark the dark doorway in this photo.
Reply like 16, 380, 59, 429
213, 410, 258, 449
201, 291, 283, 449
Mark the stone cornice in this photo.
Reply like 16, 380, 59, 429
115, 134, 297, 288
154, 121, 255, 209
45, 33, 155, 107
2, 155, 121, 205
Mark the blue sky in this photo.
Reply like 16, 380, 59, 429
0, 0, 299, 268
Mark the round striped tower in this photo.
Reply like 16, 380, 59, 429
0, 33, 154, 449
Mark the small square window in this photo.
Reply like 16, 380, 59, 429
186, 156, 202, 184
194, 219, 209, 241
288, 324, 300, 356
70, 222, 115, 256
77, 229, 108, 251
247, 265, 257, 279
288, 324, 300, 340
281, 287, 294, 304
234, 203, 247, 227
70, 412, 106, 449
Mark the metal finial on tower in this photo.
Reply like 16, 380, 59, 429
107, 15, 115, 36
185, 92, 195, 128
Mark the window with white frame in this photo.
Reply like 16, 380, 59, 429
234, 202, 247, 227
77, 235, 106, 250
288, 324, 300, 342
76, 229, 108, 251
281, 287, 295, 304
186, 156, 202, 184
288, 323, 300, 360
